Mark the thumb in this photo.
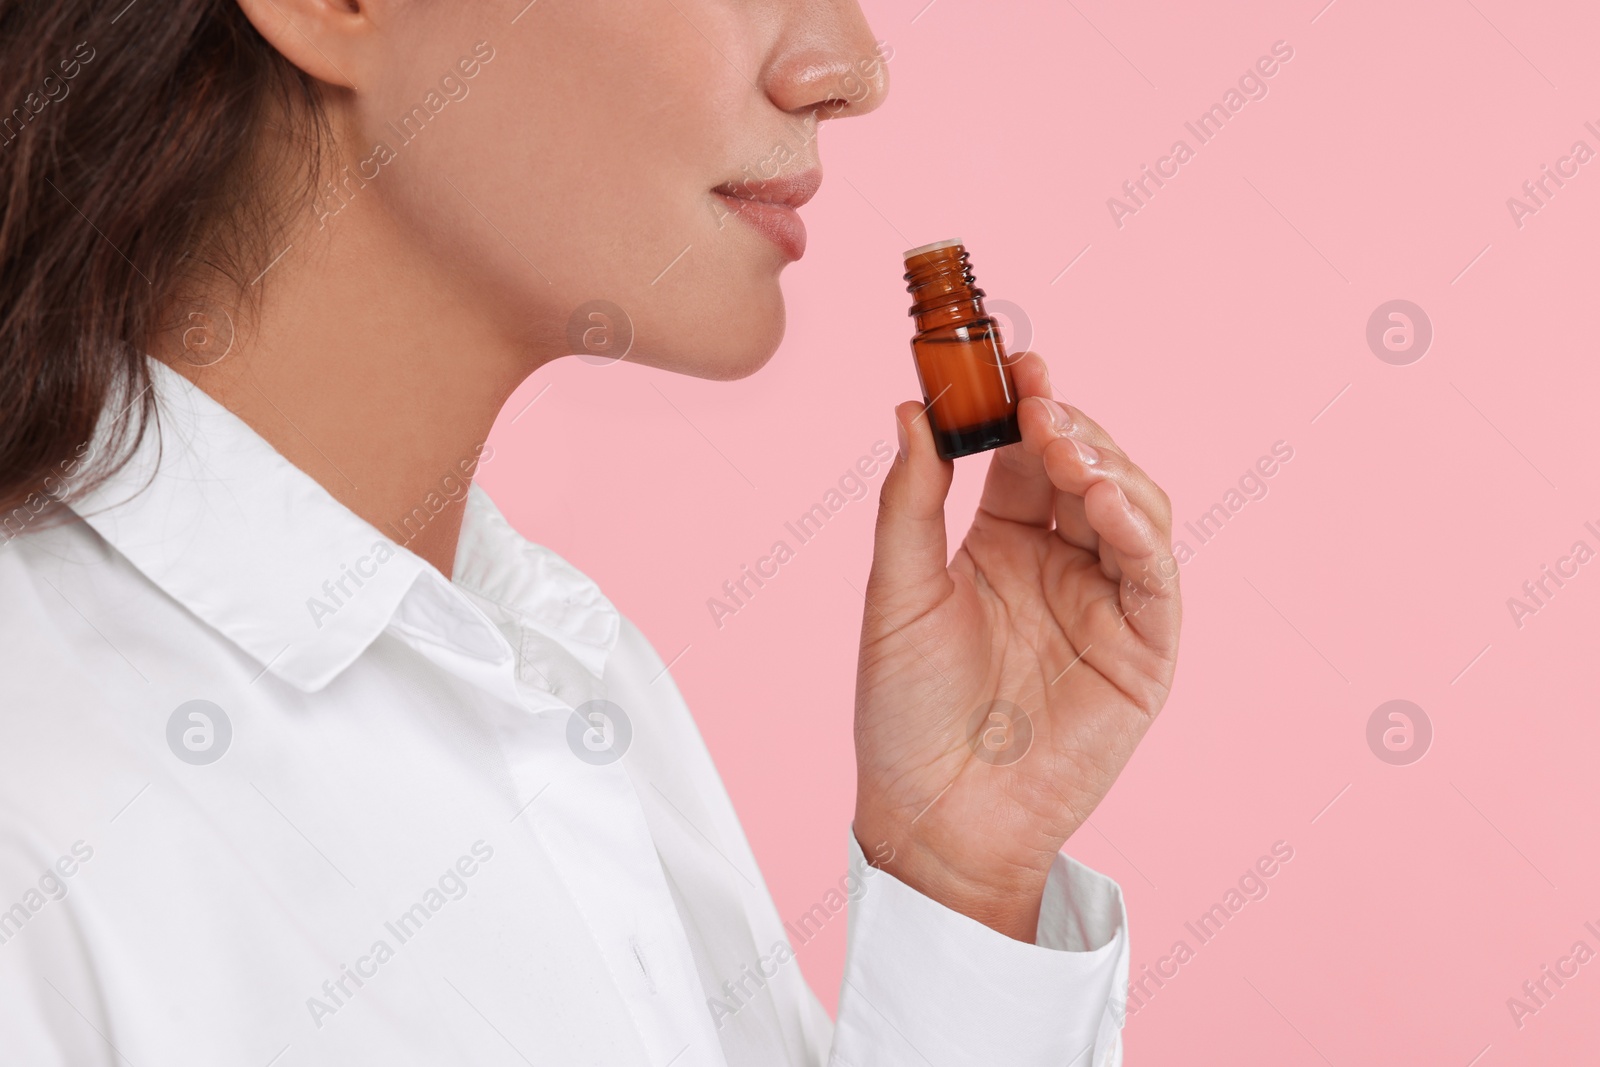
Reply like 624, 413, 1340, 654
866, 401, 954, 612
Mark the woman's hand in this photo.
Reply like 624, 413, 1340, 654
852, 351, 1181, 940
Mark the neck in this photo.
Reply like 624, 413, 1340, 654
158, 205, 549, 579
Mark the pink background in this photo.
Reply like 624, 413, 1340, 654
481, 1, 1600, 1062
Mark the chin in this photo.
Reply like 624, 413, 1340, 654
631, 289, 787, 381
697, 328, 784, 381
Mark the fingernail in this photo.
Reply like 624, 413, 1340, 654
1073, 437, 1100, 466
1040, 397, 1072, 435
895, 415, 908, 460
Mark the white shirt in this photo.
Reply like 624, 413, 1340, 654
0, 358, 1129, 1066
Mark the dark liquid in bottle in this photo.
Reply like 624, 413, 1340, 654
904, 241, 1021, 460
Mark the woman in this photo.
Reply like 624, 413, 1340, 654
0, 1, 1181, 1063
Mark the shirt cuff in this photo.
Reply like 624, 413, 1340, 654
830, 827, 1129, 1067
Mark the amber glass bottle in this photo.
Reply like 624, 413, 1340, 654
903, 239, 1021, 460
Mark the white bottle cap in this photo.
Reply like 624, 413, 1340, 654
903, 238, 964, 259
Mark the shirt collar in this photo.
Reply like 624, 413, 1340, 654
453, 488, 619, 683
68, 357, 617, 694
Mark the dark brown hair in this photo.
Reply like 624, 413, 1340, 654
0, 0, 324, 533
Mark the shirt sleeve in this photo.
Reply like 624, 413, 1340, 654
828, 828, 1129, 1067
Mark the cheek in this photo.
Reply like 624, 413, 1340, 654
350, 1, 788, 375
416, 1, 738, 260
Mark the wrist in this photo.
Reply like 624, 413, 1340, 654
852, 812, 1051, 942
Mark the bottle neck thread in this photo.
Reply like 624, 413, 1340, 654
904, 244, 988, 327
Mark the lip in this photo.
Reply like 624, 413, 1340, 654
713, 169, 822, 261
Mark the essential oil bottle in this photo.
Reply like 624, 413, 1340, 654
903, 239, 1021, 460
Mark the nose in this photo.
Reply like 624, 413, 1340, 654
761, 1, 891, 124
